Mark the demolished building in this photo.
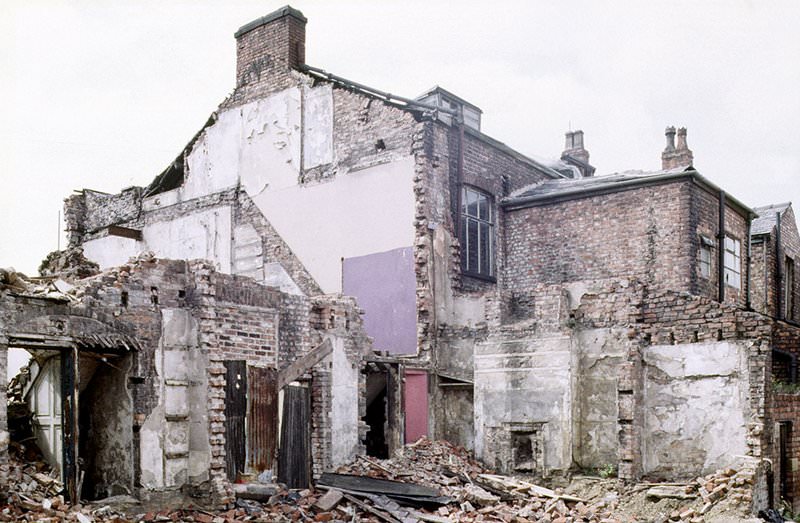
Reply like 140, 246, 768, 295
1, 4, 799, 515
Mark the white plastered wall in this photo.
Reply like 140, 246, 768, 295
142, 206, 232, 274
85, 85, 413, 292
643, 341, 750, 475
330, 338, 360, 466
83, 235, 142, 270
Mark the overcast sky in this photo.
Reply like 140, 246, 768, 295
1, 0, 798, 276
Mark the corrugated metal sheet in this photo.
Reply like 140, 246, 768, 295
224, 361, 247, 481
247, 366, 278, 473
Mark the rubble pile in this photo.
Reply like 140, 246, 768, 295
332, 437, 625, 522
0, 267, 77, 301
0, 438, 766, 522
630, 465, 758, 522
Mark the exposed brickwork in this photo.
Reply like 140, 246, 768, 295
771, 392, 800, 510
225, 10, 306, 108
780, 207, 800, 323
322, 86, 419, 180
235, 191, 322, 295
505, 183, 693, 294
751, 238, 775, 316
308, 295, 371, 478
0, 340, 7, 501
689, 183, 749, 306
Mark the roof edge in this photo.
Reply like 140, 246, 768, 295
503, 169, 755, 217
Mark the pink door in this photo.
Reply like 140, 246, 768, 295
403, 370, 428, 444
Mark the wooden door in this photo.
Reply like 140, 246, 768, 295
278, 384, 310, 488
224, 361, 247, 481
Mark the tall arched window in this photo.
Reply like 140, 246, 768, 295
461, 186, 494, 278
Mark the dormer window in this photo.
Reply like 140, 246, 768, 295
461, 187, 494, 279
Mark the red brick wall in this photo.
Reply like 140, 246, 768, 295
771, 393, 800, 509
751, 238, 776, 317
780, 207, 800, 323
504, 181, 693, 293
686, 182, 749, 306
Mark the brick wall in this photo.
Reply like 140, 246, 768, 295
323, 87, 418, 180
771, 393, 800, 510
689, 183, 750, 306
0, 341, 7, 501
780, 207, 800, 323
505, 182, 693, 294
308, 295, 371, 478
503, 180, 751, 310
225, 10, 306, 108
751, 238, 775, 316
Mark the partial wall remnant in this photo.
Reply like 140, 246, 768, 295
643, 342, 750, 476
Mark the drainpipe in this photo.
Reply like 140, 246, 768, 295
718, 190, 726, 302
455, 108, 465, 259
746, 214, 752, 309
764, 236, 769, 313
777, 210, 783, 320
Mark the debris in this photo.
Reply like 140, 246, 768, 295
645, 485, 697, 500
314, 488, 344, 511
0, 436, 763, 522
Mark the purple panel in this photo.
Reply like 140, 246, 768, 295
342, 246, 416, 355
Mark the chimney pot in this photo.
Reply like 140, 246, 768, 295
664, 126, 676, 151
676, 127, 688, 151
661, 125, 693, 170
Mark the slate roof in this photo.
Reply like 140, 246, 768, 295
502, 166, 754, 217
504, 167, 691, 205
751, 202, 792, 236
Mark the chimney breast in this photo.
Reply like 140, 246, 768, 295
662, 125, 693, 170
234, 6, 307, 92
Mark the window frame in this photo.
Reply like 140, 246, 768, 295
699, 244, 712, 279
786, 256, 795, 319
460, 185, 495, 281
723, 234, 741, 289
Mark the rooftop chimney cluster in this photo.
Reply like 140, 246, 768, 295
661, 126, 694, 170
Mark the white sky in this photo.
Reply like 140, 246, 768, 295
1, 0, 799, 276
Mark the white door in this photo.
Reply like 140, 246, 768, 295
28, 357, 63, 475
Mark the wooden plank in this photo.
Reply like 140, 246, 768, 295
340, 493, 403, 523
61, 347, 79, 503
107, 225, 143, 241
317, 473, 440, 498
247, 366, 278, 473
277, 339, 333, 389
224, 361, 247, 481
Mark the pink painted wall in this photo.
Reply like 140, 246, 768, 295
403, 370, 428, 444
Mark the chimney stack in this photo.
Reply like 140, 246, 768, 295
561, 130, 595, 177
661, 126, 693, 170
234, 6, 307, 92
563, 130, 589, 162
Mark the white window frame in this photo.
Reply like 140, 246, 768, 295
723, 235, 741, 289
